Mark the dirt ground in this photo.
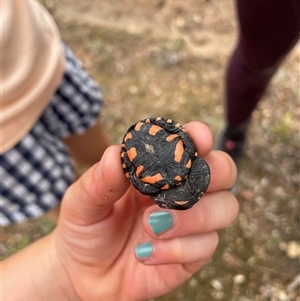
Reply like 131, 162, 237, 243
1, 0, 300, 300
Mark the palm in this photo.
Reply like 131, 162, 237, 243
57, 187, 197, 300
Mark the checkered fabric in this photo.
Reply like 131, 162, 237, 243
0, 44, 104, 226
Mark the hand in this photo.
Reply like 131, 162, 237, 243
50, 121, 239, 301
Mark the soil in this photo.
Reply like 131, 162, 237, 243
1, 0, 299, 300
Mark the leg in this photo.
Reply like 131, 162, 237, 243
226, 0, 300, 126
63, 120, 110, 167
217, 0, 300, 166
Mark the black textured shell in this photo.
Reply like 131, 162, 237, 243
120, 117, 211, 210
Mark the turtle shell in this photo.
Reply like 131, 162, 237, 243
120, 117, 210, 210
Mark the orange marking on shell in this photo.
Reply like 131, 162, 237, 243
161, 184, 170, 190
175, 200, 189, 205
156, 117, 162, 121
145, 118, 151, 123
125, 173, 130, 178
166, 134, 179, 142
175, 175, 182, 181
141, 173, 163, 184
124, 133, 132, 142
121, 152, 125, 158
167, 119, 172, 123
175, 123, 181, 128
122, 163, 127, 168
135, 122, 143, 131
127, 147, 137, 162
149, 125, 162, 136
174, 140, 184, 162
186, 159, 192, 168
136, 165, 144, 177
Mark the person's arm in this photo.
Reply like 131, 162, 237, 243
2, 235, 79, 301
2, 122, 238, 301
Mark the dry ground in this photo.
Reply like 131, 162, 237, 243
1, 0, 300, 300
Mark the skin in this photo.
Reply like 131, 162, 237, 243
63, 120, 110, 167
2, 121, 238, 301
48, 120, 110, 223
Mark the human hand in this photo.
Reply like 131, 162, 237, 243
50, 121, 238, 301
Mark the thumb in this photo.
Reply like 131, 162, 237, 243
60, 145, 130, 225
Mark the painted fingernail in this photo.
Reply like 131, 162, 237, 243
148, 211, 174, 235
135, 242, 153, 260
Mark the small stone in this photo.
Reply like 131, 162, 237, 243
233, 274, 246, 285
210, 279, 223, 291
212, 291, 224, 300
278, 290, 288, 301
286, 241, 300, 259
176, 17, 185, 27
275, 186, 286, 197
255, 196, 266, 206
164, 51, 182, 65
129, 85, 138, 94
260, 177, 269, 186
189, 277, 198, 288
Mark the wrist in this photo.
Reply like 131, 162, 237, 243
2, 231, 80, 301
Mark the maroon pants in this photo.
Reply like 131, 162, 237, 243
226, 0, 300, 126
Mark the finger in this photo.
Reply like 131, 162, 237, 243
143, 190, 239, 238
134, 232, 219, 265
61, 145, 130, 225
184, 121, 213, 157
205, 150, 237, 191
184, 122, 237, 190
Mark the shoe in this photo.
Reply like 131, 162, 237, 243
215, 122, 249, 168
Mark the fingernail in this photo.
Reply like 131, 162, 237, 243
148, 211, 174, 235
135, 242, 153, 260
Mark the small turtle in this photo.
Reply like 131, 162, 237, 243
120, 117, 211, 210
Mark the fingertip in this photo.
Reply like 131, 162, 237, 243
96, 145, 130, 197
205, 150, 237, 191
143, 207, 176, 237
135, 231, 219, 265
184, 121, 213, 157
61, 145, 130, 224
97, 145, 122, 178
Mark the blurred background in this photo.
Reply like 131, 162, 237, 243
1, 0, 299, 300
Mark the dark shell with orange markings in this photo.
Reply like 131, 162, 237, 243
120, 117, 211, 210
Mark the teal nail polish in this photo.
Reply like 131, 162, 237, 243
135, 242, 153, 260
148, 211, 174, 235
